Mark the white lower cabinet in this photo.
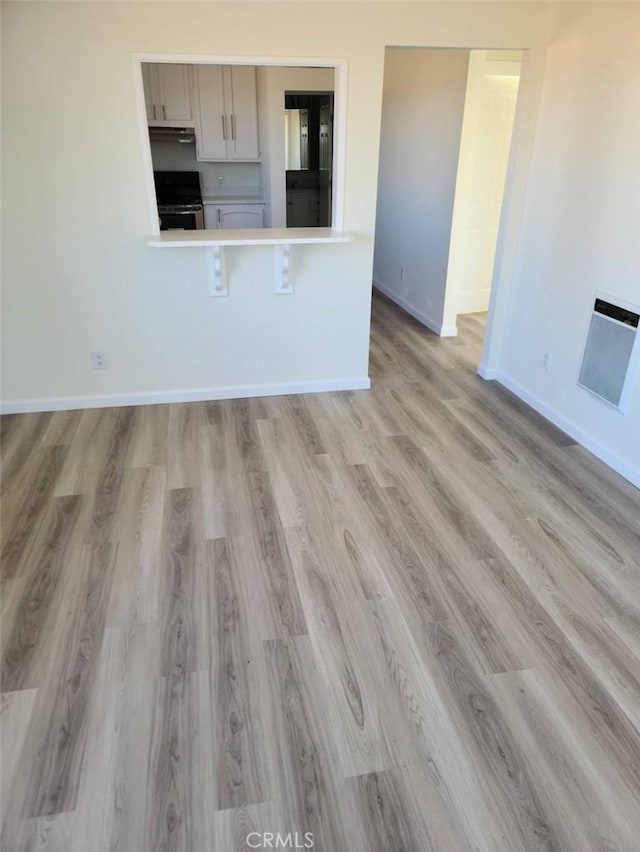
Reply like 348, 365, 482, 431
204, 203, 265, 229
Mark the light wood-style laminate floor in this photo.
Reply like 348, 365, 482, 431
2, 293, 640, 851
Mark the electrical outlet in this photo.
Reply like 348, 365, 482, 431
218, 175, 224, 185
543, 352, 553, 372
91, 350, 107, 370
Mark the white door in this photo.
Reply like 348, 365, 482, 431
194, 65, 228, 160
142, 64, 157, 123
225, 66, 260, 161
218, 206, 265, 229
445, 51, 522, 317
203, 205, 218, 229
156, 64, 193, 124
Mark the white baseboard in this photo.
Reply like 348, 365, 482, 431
373, 280, 457, 338
457, 292, 491, 315
495, 371, 640, 489
439, 324, 459, 338
476, 363, 499, 380
0, 376, 371, 415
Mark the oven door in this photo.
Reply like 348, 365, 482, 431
158, 206, 204, 231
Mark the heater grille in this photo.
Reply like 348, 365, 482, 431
578, 298, 639, 410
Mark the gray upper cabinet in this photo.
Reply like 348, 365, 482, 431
194, 65, 260, 162
144, 64, 195, 126
225, 66, 260, 161
192, 65, 227, 160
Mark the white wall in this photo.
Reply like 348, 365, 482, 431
1, 7, 370, 406
495, 3, 640, 484
443, 51, 521, 324
373, 48, 470, 336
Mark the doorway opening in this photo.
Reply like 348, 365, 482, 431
284, 92, 334, 227
372, 47, 523, 367
443, 51, 522, 329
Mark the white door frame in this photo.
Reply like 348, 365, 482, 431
476, 46, 546, 380
443, 52, 523, 326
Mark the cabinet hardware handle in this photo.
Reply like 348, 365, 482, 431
231, 115, 236, 141
162, 104, 166, 119
217, 208, 221, 225
222, 115, 227, 140
153, 104, 157, 119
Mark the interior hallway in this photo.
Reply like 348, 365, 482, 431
2, 292, 640, 851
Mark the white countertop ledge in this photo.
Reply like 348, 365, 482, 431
147, 228, 354, 248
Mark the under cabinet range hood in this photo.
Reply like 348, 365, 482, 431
148, 126, 196, 144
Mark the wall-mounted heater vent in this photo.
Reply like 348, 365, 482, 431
578, 297, 640, 411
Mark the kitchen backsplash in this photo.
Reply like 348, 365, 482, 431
150, 141, 261, 194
